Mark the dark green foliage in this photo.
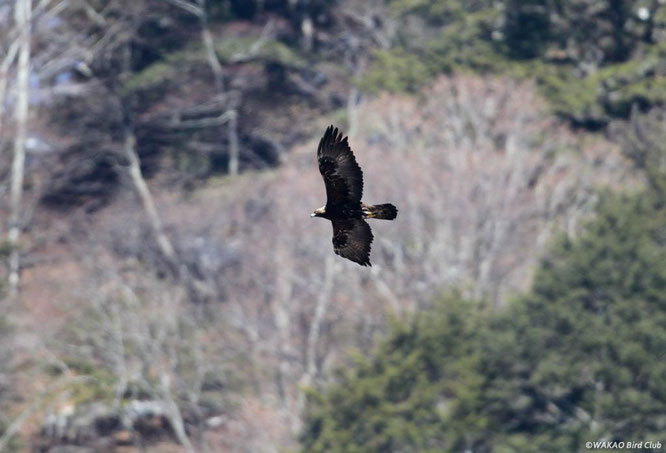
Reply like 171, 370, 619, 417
223, 0, 336, 23
360, 5, 504, 93
387, 0, 492, 25
364, 0, 666, 127
301, 296, 487, 452
503, 1, 552, 59
40, 151, 120, 211
482, 188, 666, 450
359, 49, 432, 93
301, 183, 666, 451
613, 107, 666, 198
533, 41, 666, 126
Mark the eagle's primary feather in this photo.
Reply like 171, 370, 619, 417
317, 126, 363, 205
312, 125, 398, 266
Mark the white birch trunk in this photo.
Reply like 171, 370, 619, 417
0, 39, 19, 130
8, 0, 31, 296
227, 108, 239, 175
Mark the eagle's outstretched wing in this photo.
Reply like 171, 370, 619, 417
317, 125, 363, 205
331, 219, 373, 267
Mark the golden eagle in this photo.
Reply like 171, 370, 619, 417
311, 125, 398, 266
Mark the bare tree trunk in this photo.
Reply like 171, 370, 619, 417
123, 124, 177, 263
199, 0, 240, 176
8, 0, 31, 296
189, 0, 240, 175
227, 105, 239, 175
115, 38, 177, 266
273, 243, 293, 396
0, 37, 19, 247
295, 256, 335, 430
0, 393, 40, 452
347, 85, 359, 138
196, 0, 224, 93
0, 375, 87, 452
344, 50, 366, 139
0, 39, 19, 130
305, 257, 334, 379
301, 15, 313, 52
160, 374, 196, 453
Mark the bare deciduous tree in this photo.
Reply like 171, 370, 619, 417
4, 69, 637, 451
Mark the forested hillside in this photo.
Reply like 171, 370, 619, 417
0, 1, 664, 452
302, 185, 666, 452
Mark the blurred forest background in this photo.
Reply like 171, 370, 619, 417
0, 0, 665, 451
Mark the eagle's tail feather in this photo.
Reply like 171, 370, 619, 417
366, 203, 398, 220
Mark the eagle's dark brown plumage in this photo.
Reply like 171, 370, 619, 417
311, 125, 398, 266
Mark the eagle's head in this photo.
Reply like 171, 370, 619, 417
311, 206, 326, 218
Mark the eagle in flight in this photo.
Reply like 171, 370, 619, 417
311, 125, 398, 266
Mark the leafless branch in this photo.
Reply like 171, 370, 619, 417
165, 0, 202, 18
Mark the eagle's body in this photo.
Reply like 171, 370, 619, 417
312, 202, 394, 221
311, 125, 398, 266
